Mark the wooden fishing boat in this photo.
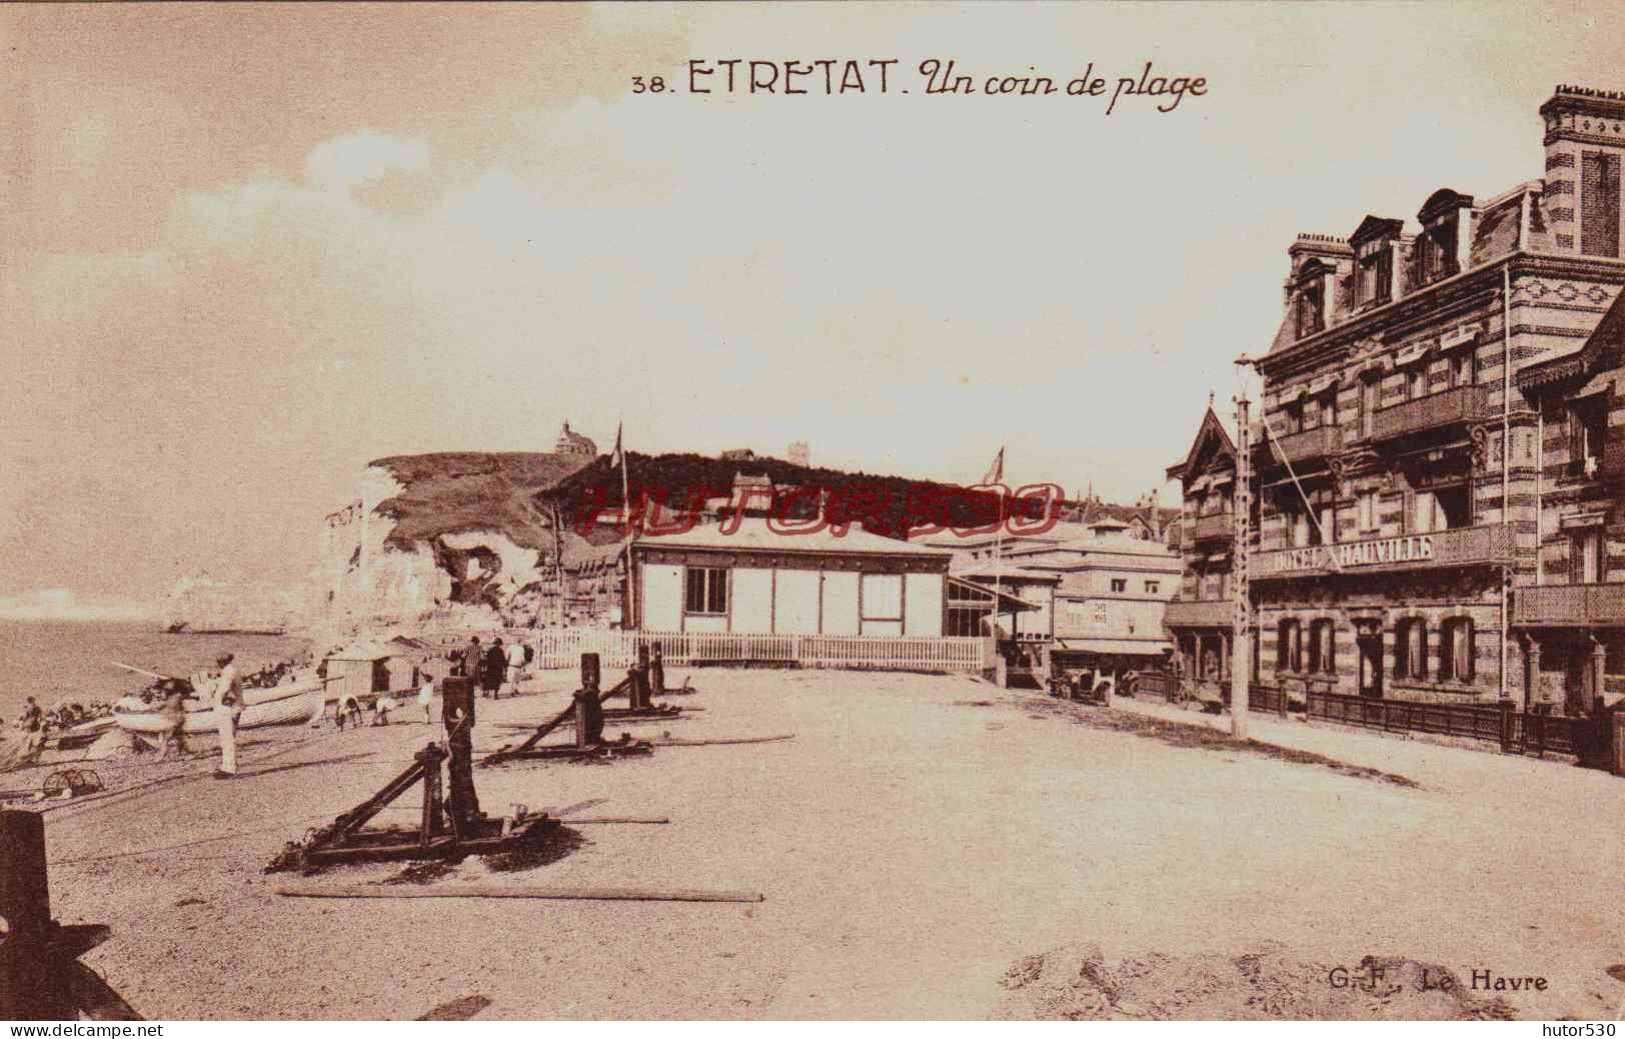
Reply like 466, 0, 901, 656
44, 716, 117, 752
113, 681, 326, 735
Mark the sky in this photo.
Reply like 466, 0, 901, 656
3, 1, 1623, 615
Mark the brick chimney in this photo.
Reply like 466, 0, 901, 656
1538, 86, 1625, 256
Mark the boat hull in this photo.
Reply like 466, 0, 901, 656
115, 682, 325, 735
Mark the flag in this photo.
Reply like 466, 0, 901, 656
609, 422, 624, 470
980, 446, 1004, 486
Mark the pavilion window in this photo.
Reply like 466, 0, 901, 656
1307, 618, 1335, 675
684, 566, 728, 615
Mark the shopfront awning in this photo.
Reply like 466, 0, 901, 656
1054, 639, 1173, 656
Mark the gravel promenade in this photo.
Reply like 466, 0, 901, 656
30, 669, 1625, 1020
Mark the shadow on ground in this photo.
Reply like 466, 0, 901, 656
1009, 696, 1418, 788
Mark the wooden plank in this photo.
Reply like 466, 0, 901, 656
651, 735, 794, 747
277, 884, 763, 903
563, 816, 670, 825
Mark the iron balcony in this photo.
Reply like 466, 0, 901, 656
1370, 384, 1491, 442
1270, 424, 1341, 465
1513, 583, 1625, 627
1252, 523, 1515, 580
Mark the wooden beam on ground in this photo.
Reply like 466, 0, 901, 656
650, 735, 794, 747
276, 884, 763, 903
560, 816, 670, 825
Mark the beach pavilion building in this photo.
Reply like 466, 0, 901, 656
630, 517, 954, 636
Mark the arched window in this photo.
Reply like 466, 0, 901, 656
1439, 617, 1474, 682
1309, 619, 1336, 675
1395, 618, 1428, 680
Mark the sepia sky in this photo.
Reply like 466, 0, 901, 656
3, 1, 1623, 613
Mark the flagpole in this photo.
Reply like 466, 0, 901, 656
991, 447, 1005, 644
616, 421, 635, 630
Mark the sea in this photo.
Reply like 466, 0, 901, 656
0, 619, 311, 719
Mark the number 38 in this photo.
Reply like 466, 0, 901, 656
632, 76, 667, 94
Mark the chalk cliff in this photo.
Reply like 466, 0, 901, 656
161, 572, 309, 635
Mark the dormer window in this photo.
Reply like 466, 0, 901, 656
1295, 281, 1324, 338
1415, 190, 1473, 288
1350, 216, 1402, 307
1360, 247, 1393, 305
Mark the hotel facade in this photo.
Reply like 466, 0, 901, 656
1167, 86, 1625, 718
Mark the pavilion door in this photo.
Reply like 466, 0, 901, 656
1357, 633, 1383, 699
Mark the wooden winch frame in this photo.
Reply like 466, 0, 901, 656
295, 724, 554, 865
481, 652, 657, 766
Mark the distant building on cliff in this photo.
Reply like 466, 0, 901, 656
555, 421, 598, 458
788, 441, 811, 467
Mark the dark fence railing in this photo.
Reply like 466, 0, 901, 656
1304, 689, 1601, 758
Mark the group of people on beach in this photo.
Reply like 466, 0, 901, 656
450, 635, 529, 699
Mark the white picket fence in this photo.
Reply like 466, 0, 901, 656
523, 628, 991, 674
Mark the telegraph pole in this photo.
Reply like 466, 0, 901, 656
1232, 367, 1253, 738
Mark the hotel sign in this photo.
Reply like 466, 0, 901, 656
1266, 534, 1434, 574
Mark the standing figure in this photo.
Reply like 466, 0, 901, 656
416, 672, 435, 725
211, 652, 243, 779
455, 635, 482, 683
482, 637, 506, 700
157, 680, 190, 760
503, 637, 527, 697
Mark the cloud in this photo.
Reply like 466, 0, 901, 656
307, 131, 430, 194
0, 588, 155, 623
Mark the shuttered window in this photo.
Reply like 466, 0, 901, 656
1439, 618, 1474, 682
1582, 151, 1621, 259
1395, 618, 1427, 680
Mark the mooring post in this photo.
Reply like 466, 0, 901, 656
576, 654, 603, 749
635, 643, 652, 710
1, 810, 71, 1019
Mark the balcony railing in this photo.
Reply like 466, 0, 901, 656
1513, 583, 1625, 627
1371, 384, 1489, 442
1162, 599, 1233, 628
1270, 424, 1341, 465
1253, 523, 1514, 579
1189, 513, 1234, 543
